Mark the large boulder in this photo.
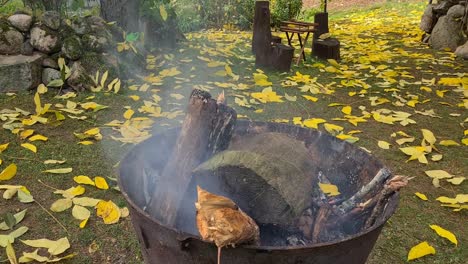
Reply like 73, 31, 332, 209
66, 61, 96, 91
42, 57, 59, 69
429, 15, 465, 51
7, 14, 33, 32
0, 19, 24, 55
30, 25, 61, 54
42, 11, 61, 30
70, 17, 90, 35
0, 53, 44, 92
420, 5, 435, 33
433, 0, 458, 15
446, 4, 465, 19
62, 36, 83, 60
42, 68, 61, 85
0, 30, 24, 55
455, 41, 468, 60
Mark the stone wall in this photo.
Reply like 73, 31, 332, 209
0, 11, 120, 92
420, 0, 468, 59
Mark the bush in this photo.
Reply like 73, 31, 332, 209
172, 0, 303, 32
271, 0, 303, 27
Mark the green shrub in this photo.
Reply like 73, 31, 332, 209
0, 0, 25, 16
271, 0, 303, 27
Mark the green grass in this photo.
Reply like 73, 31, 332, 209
1, 1, 467, 263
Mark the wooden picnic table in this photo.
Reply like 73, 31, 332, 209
280, 20, 318, 64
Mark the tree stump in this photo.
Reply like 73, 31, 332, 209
313, 12, 329, 39
312, 38, 341, 61
252, 1, 294, 72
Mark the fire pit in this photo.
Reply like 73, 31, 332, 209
119, 121, 399, 264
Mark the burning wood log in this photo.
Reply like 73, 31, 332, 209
147, 89, 237, 226
196, 186, 259, 264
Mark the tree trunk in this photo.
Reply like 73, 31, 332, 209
99, 0, 141, 32
252, 1, 272, 54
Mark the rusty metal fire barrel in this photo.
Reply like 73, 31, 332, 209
119, 121, 399, 264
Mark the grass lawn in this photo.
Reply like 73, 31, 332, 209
1, 1, 467, 263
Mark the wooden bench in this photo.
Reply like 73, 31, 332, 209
280, 21, 318, 64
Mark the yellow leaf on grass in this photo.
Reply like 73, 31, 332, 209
0, 143, 9, 153
324, 123, 343, 135
21, 143, 37, 153
462, 138, 468, 146
18, 249, 75, 263
407, 241, 435, 261
78, 141, 94, 145
50, 198, 73, 212
446, 177, 465, 185
284, 93, 297, 102
128, 95, 140, 101
94, 177, 109, 190
28, 135, 48, 142
79, 218, 89, 229
395, 137, 415, 145
303, 118, 326, 129
43, 160, 66, 165
34, 92, 41, 115
54, 186, 85, 199
439, 140, 460, 146
20, 130, 34, 139
425, 170, 453, 179
303, 95, 318, 102
96, 200, 121, 224
378, 141, 391, 149
421, 129, 436, 146
72, 197, 101, 207
21, 237, 70, 256
415, 192, 428, 201
6, 241, 18, 264
72, 205, 91, 220
342, 106, 352, 115
0, 164, 17, 181
124, 109, 134, 120
73, 176, 95, 186
429, 225, 458, 246
431, 154, 443, 161
42, 168, 73, 174
37, 83, 48, 94
319, 183, 340, 196
84, 128, 100, 136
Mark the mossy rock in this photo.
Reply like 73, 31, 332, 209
81, 51, 119, 80
62, 35, 83, 60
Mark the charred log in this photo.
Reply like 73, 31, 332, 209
147, 89, 237, 226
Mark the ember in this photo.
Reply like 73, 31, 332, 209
119, 89, 402, 264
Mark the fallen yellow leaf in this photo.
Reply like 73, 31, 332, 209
94, 177, 109, 190
429, 225, 458, 246
415, 192, 428, 201
96, 200, 121, 224
42, 168, 73, 174
0, 164, 17, 181
73, 176, 95, 186
21, 143, 37, 153
408, 241, 435, 261
28, 135, 48, 142
378, 141, 391, 149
